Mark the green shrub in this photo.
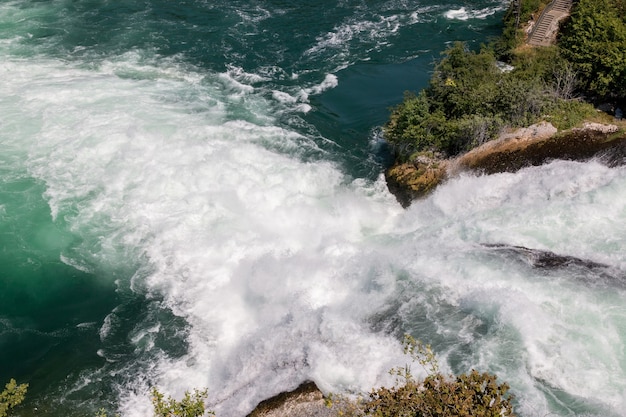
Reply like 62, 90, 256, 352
426, 43, 501, 119
330, 336, 516, 417
97, 388, 213, 417
545, 100, 597, 130
385, 92, 451, 158
151, 388, 213, 417
366, 370, 515, 417
385, 42, 551, 158
384, 30, 606, 160
0, 379, 28, 417
559, 0, 626, 99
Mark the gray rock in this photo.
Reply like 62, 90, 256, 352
247, 381, 338, 417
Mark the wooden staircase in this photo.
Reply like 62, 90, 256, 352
527, 0, 573, 46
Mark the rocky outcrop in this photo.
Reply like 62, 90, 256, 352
385, 155, 448, 208
482, 243, 609, 270
247, 382, 334, 417
385, 122, 626, 207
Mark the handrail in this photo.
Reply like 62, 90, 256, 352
528, 0, 557, 42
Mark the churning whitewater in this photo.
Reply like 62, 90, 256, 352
1, 1, 625, 417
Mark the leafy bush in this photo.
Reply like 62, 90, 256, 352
330, 336, 516, 417
548, 100, 597, 129
385, 92, 450, 157
383, 0, 623, 161
426, 43, 501, 119
366, 371, 515, 417
384, 42, 565, 158
151, 387, 213, 417
96, 387, 213, 417
0, 379, 28, 417
559, 0, 626, 99
385, 43, 511, 156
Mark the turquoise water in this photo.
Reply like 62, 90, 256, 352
1, 1, 625, 416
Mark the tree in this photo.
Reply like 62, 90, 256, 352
0, 379, 28, 417
426, 43, 502, 119
559, 0, 626, 99
385, 91, 451, 157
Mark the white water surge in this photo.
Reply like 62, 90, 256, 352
2, 55, 626, 417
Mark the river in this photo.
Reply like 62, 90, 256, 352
0, 1, 625, 416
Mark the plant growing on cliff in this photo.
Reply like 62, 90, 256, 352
384, 42, 550, 157
330, 335, 516, 417
151, 387, 213, 417
384, 2, 604, 161
385, 43, 511, 157
0, 379, 28, 417
97, 388, 212, 417
494, 0, 552, 57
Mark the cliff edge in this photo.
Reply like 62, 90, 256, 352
385, 121, 626, 207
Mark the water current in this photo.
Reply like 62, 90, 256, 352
1, 1, 625, 416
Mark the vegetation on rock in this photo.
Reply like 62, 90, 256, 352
0, 379, 28, 417
95, 388, 213, 417
559, 0, 626, 99
150, 387, 213, 417
329, 335, 516, 417
4, 335, 516, 417
385, 0, 624, 162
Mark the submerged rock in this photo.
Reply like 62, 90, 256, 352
386, 122, 626, 207
482, 243, 608, 270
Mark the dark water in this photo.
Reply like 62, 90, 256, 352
2, 1, 625, 416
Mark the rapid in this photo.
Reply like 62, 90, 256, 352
0, 1, 624, 416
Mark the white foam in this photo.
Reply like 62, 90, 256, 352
226, 65, 269, 85
444, 5, 505, 21
99, 51, 206, 84
271, 90, 298, 104
304, 8, 424, 71
270, 74, 337, 113
445, 7, 470, 20
305, 73, 339, 96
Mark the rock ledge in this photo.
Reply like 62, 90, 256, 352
386, 122, 626, 207
247, 382, 334, 417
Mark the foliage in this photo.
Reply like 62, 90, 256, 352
559, 0, 626, 99
383, 0, 626, 161
96, 388, 212, 417
427, 43, 502, 119
365, 370, 515, 417
329, 335, 516, 417
385, 43, 510, 156
384, 0, 626, 160
385, 91, 450, 158
384, 42, 580, 158
0, 379, 28, 417
96, 408, 119, 417
544, 99, 597, 130
151, 387, 213, 417
494, 0, 551, 57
